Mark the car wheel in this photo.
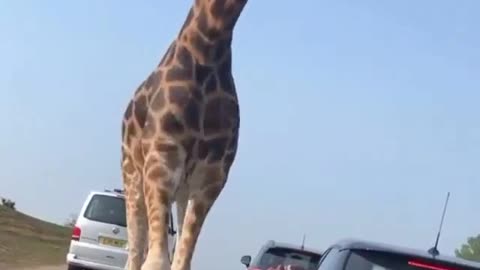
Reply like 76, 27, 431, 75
67, 264, 84, 270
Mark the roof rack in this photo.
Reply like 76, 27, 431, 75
104, 188, 125, 194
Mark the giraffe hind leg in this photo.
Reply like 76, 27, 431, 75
170, 165, 227, 270
122, 154, 148, 270
165, 186, 188, 267
141, 140, 186, 270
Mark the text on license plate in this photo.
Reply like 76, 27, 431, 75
98, 236, 127, 248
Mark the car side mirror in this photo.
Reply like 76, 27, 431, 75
240, 255, 251, 267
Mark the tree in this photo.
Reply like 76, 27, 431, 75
455, 234, 480, 262
1, 197, 16, 210
64, 213, 78, 227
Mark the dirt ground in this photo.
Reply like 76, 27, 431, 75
7, 265, 66, 270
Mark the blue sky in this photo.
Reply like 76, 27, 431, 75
0, 0, 479, 269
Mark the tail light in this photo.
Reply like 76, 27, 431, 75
408, 260, 455, 270
72, 226, 81, 241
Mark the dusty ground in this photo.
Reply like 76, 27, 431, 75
0, 206, 71, 269
7, 265, 66, 270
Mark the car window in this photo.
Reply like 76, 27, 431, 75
318, 247, 344, 270
255, 247, 322, 270
83, 194, 126, 227
345, 250, 480, 270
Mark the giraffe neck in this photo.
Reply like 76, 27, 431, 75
178, 0, 248, 42
174, 9, 229, 64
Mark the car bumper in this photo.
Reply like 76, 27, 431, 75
67, 253, 125, 270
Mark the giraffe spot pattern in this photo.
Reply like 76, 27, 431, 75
182, 138, 195, 156
147, 166, 168, 181
165, 65, 193, 82
203, 97, 239, 135
143, 153, 158, 171
142, 112, 157, 139
209, 0, 225, 19
181, 137, 196, 169
150, 89, 166, 112
176, 45, 194, 69
132, 144, 144, 165
209, 0, 248, 31
195, 63, 213, 85
124, 101, 133, 120
144, 188, 170, 241
144, 71, 159, 90
159, 42, 177, 67
168, 85, 191, 107
192, 202, 206, 220
155, 143, 178, 152
213, 39, 230, 62
133, 95, 148, 126
196, 8, 221, 40
161, 112, 185, 134
162, 44, 195, 83
192, 88, 203, 101
126, 122, 136, 145
122, 157, 136, 175
179, 8, 194, 34
184, 100, 201, 131
189, 34, 213, 60
205, 184, 224, 201
197, 136, 230, 163
168, 85, 201, 132
223, 151, 236, 173
217, 57, 235, 95
204, 75, 217, 94
121, 0, 249, 267
227, 129, 239, 152
121, 121, 126, 141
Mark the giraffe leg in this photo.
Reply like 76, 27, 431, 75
175, 187, 189, 242
141, 141, 185, 270
171, 166, 227, 270
172, 187, 188, 264
122, 155, 148, 270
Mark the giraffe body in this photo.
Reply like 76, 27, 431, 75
121, 0, 248, 269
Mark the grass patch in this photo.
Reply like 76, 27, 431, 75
0, 205, 71, 268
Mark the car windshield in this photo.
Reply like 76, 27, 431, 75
83, 194, 126, 227
255, 247, 322, 270
345, 250, 480, 270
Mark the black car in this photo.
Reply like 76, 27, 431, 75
317, 238, 480, 270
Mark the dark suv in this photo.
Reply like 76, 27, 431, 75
316, 238, 480, 270
240, 240, 323, 270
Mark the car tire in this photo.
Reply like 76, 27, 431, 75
67, 264, 84, 270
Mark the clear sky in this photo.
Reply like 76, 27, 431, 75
0, 0, 479, 269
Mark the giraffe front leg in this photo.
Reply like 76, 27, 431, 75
171, 166, 227, 270
122, 156, 148, 270
141, 142, 186, 270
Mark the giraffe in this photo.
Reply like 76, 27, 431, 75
120, 0, 248, 269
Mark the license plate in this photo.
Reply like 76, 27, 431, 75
99, 236, 127, 248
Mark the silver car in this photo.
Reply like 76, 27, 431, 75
67, 189, 176, 270
240, 240, 323, 270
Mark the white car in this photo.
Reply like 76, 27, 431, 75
66, 189, 176, 270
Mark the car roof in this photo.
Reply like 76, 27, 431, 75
263, 240, 323, 255
332, 238, 480, 269
88, 190, 125, 199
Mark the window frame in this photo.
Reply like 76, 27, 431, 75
83, 194, 127, 227
317, 246, 349, 270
